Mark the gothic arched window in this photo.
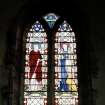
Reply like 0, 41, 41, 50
24, 13, 78, 105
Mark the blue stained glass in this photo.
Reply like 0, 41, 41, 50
59, 53, 69, 91
24, 21, 48, 105
54, 21, 78, 105
58, 21, 72, 31
32, 21, 44, 32
43, 13, 59, 28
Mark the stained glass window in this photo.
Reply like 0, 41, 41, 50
24, 21, 48, 105
54, 21, 78, 105
43, 13, 59, 28
24, 14, 78, 105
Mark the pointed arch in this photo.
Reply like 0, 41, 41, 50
24, 21, 48, 105
23, 14, 78, 105
54, 21, 78, 104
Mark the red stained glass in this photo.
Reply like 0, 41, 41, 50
24, 21, 48, 105
23, 14, 78, 105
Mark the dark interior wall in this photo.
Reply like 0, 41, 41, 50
0, 0, 105, 105
90, 11, 105, 105
88, 2, 105, 104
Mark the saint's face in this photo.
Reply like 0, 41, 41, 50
62, 43, 68, 51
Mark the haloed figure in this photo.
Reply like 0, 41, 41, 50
59, 43, 69, 91
29, 44, 42, 90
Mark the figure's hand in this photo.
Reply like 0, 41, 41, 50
37, 58, 41, 62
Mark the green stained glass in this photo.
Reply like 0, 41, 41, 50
43, 13, 59, 28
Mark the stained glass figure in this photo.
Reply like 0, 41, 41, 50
29, 44, 42, 88
24, 21, 48, 105
54, 21, 78, 105
58, 43, 70, 91
24, 15, 78, 105
43, 13, 59, 28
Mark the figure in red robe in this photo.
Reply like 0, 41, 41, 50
29, 49, 42, 82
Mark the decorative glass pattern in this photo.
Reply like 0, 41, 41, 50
58, 21, 72, 32
24, 21, 48, 105
43, 13, 59, 28
54, 21, 78, 105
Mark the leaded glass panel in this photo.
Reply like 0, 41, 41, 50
24, 21, 48, 105
23, 14, 78, 105
54, 21, 78, 105
43, 13, 59, 28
